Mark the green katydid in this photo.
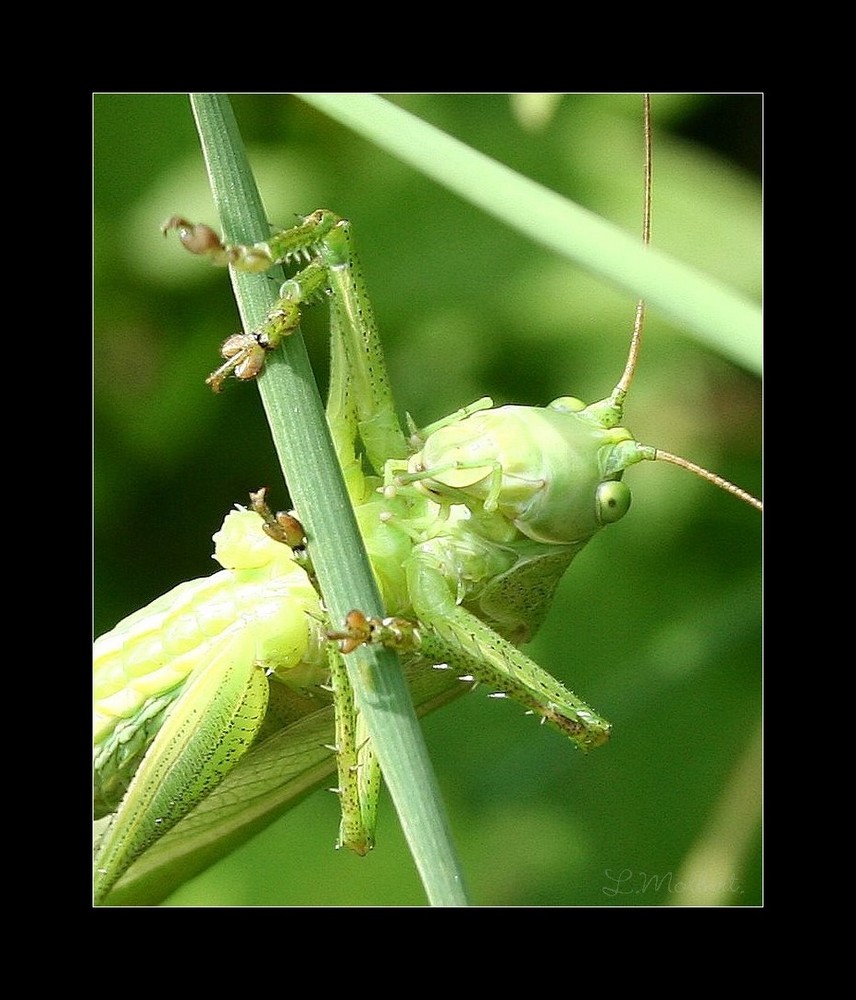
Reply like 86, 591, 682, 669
94, 94, 761, 905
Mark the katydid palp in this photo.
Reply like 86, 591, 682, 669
94, 94, 761, 906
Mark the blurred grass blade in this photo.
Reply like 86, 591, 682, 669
296, 93, 761, 374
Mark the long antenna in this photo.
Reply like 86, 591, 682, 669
611, 95, 762, 514
612, 93, 651, 407
653, 450, 763, 512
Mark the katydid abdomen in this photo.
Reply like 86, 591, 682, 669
93, 509, 327, 894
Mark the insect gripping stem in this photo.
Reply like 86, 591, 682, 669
98, 97, 760, 904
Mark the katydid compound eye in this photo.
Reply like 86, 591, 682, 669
595, 480, 631, 524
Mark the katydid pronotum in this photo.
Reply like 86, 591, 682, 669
95, 95, 764, 908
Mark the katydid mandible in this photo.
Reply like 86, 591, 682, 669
94, 96, 761, 904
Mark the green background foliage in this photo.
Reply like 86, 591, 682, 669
94, 93, 761, 906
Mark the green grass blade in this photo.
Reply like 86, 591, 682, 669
186, 93, 469, 907
296, 93, 761, 375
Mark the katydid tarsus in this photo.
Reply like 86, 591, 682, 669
94, 95, 761, 905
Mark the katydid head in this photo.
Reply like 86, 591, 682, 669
404, 400, 638, 545
401, 386, 759, 556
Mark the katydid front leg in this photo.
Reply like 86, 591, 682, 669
162, 211, 410, 473
407, 556, 611, 750
329, 552, 611, 751
327, 642, 378, 855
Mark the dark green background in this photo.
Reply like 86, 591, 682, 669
94, 94, 762, 906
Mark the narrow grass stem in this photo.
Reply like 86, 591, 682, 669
189, 93, 470, 906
